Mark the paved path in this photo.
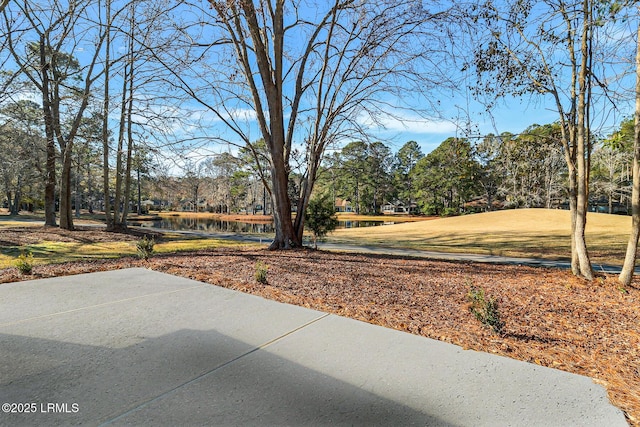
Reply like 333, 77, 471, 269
0, 269, 627, 426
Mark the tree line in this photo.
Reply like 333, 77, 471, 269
2, 0, 640, 283
324, 120, 634, 218
102, 118, 632, 221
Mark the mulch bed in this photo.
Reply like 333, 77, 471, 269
0, 225, 159, 246
1, 226, 639, 425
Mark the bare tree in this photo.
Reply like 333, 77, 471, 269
468, 0, 620, 280
158, 0, 454, 249
591, 140, 631, 214
111, 1, 138, 230
101, 0, 113, 230
101, 0, 189, 230
0, 0, 21, 105
620, 12, 640, 286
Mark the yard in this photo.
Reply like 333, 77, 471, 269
1, 209, 639, 424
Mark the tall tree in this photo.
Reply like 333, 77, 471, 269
335, 141, 368, 214
101, 0, 178, 229
203, 153, 240, 213
393, 141, 424, 205
74, 112, 104, 217
470, 0, 614, 279
496, 124, 566, 209
101, 0, 113, 230
367, 141, 394, 214
3, 0, 108, 229
111, 1, 138, 230
591, 122, 632, 214
620, 11, 640, 286
0, 100, 45, 214
474, 134, 502, 211
161, 0, 453, 248
412, 137, 480, 215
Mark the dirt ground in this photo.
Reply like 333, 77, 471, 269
1, 226, 639, 425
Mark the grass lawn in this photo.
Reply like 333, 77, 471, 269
0, 214, 260, 269
330, 208, 630, 266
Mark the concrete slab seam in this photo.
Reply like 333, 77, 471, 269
98, 312, 331, 426
0, 284, 206, 328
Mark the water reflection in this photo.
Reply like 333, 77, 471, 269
129, 216, 390, 234
130, 218, 275, 234
340, 220, 393, 229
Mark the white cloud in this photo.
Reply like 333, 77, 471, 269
379, 114, 458, 134
184, 107, 258, 126
359, 111, 458, 135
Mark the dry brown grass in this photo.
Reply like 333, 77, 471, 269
331, 208, 630, 266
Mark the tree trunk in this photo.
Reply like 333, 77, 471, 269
88, 159, 94, 214
137, 166, 141, 216
269, 160, 298, 249
12, 187, 20, 215
571, 0, 593, 280
75, 152, 81, 218
5, 190, 12, 215
120, 82, 135, 226
620, 140, 640, 285
118, 0, 137, 228
112, 60, 129, 230
59, 147, 75, 230
102, 0, 113, 230
574, 111, 592, 279
6, 188, 19, 216
568, 167, 579, 275
40, 36, 57, 227
293, 154, 319, 244
619, 20, 640, 286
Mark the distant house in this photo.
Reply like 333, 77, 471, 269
335, 198, 353, 212
464, 198, 504, 213
382, 201, 419, 215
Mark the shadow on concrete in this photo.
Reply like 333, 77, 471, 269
1, 328, 452, 427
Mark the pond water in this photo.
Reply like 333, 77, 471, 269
128, 216, 392, 234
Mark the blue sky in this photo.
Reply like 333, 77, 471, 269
170, 71, 631, 171
373, 88, 633, 157
162, 3, 636, 161
361, 96, 561, 154
2, 0, 635, 167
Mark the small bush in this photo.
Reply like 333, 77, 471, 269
442, 207, 459, 217
304, 194, 339, 249
467, 286, 504, 334
136, 235, 155, 260
15, 250, 34, 275
255, 261, 269, 284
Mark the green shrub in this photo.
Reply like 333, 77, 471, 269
304, 194, 339, 249
136, 235, 155, 260
15, 250, 34, 275
467, 286, 504, 334
442, 207, 459, 217
255, 261, 269, 284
